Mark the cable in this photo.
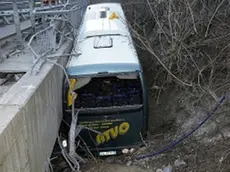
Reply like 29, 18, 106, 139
135, 95, 226, 160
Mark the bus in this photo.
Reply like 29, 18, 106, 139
62, 2, 148, 157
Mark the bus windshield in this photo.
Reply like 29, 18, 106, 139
68, 73, 143, 109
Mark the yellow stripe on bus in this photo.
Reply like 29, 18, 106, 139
67, 79, 77, 107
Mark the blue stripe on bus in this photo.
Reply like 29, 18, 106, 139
66, 63, 141, 77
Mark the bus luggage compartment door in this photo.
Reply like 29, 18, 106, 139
77, 107, 144, 152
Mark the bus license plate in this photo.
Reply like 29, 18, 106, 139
99, 151, 117, 156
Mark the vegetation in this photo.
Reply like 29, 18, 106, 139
123, 0, 230, 102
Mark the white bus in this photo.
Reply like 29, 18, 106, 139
62, 2, 148, 156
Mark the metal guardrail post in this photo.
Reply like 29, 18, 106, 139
34, 10, 70, 15
40, 0, 44, 7
49, 0, 52, 7
12, 0, 23, 49
0, 46, 3, 63
40, 0, 46, 24
29, 0, 36, 33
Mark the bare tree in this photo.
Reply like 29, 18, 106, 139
121, 0, 230, 101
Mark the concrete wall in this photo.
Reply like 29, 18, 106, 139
0, 40, 72, 172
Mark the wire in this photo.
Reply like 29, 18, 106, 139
135, 95, 226, 160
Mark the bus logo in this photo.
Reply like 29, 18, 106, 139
96, 122, 130, 145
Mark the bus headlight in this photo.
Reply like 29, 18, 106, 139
122, 148, 129, 154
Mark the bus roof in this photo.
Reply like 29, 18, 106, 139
66, 3, 141, 77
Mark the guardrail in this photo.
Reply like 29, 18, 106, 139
28, 24, 56, 74
28, 25, 56, 61
27, 0, 89, 74
0, 1, 30, 25
0, 0, 88, 66
0, 0, 80, 40
28, 0, 89, 57
0, 1, 71, 25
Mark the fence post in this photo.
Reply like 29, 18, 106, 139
50, 20, 56, 53
40, 0, 46, 24
29, 0, 36, 33
49, 0, 52, 7
0, 46, 3, 63
12, 0, 23, 49
40, 0, 44, 7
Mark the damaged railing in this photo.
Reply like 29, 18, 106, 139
27, 1, 90, 171
0, 1, 30, 25
0, 0, 79, 47
28, 0, 88, 64
27, 24, 56, 74
28, 0, 88, 74
0, 1, 70, 25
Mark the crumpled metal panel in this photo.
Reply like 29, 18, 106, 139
27, 0, 89, 74
28, 25, 56, 61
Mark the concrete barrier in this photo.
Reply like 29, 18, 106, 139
0, 40, 72, 172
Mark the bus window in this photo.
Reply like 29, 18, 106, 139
66, 75, 143, 109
